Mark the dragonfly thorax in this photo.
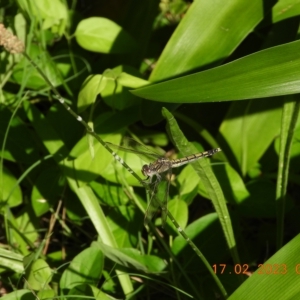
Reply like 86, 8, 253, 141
142, 158, 173, 179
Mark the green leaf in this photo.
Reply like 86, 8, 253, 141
65, 133, 121, 184
172, 213, 228, 268
101, 66, 142, 110
133, 40, 300, 103
75, 17, 137, 53
90, 181, 129, 206
60, 247, 104, 290
166, 198, 188, 233
1, 289, 34, 300
0, 107, 40, 163
219, 98, 283, 175
13, 45, 70, 89
0, 248, 24, 273
37, 289, 56, 299
24, 102, 68, 161
1, 166, 22, 207
163, 108, 240, 265
68, 284, 112, 300
31, 166, 64, 216
77, 75, 107, 113
275, 96, 300, 247
177, 164, 200, 203
66, 180, 134, 294
107, 206, 142, 248
117, 72, 149, 88
198, 163, 250, 205
17, 0, 67, 33
94, 241, 165, 273
272, 0, 300, 23
229, 234, 300, 299
238, 179, 293, 218
24, 258, 52, 290
150, 0, 268, 81
100, 148, 146, 186
16, 210, 39, 245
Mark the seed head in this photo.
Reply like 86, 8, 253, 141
0, 23, 25, 54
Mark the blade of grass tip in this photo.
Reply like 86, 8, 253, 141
276, 95, 300, 249
162, 107, 241, 265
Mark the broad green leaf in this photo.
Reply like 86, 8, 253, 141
1, 166, 22, 207
143, 0, 271, 125
117, 72, 149, 88
12, 13, 26, 46
166, 198, 188, 234
66, 182, 134, 295
94, 106, 141, 133
219, 98, 282, 175
67, 182, 117, 247
150, 0, 269, 81
24, 258, 52, 290
177, 164, 200, 203
45, 104, 83, 152
229, 234, 300, 299
31, 166, 64, 216
17, 0, 67, 34
5, 209, 30, 256
60, 247, 104, 290
68, 284, 111, 300
198, 163, 250, 204
100, 148, 145, 186
1, 289, 34, 300
13, 45, 70, 89
94, 241, 165, 273
24, 102, 68, 160
0, 248, 23, 273
107, 206, 142, 248
272, 0, 300, 23
77, 75, 107, 113
37, 289, 56, 299
65, 133, 121, 184
101, 66, 142, 110
172, 213, 228, 268
238, 179, 293, 218
0, 107, 40, 163
90, 181, 129, 206
16, 210, 39, 245
75, 17, 137, 53
133, 40, 300, 103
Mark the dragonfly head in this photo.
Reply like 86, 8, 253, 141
142, 164, 152, 177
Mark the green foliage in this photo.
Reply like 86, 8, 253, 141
1, 0, 300, 299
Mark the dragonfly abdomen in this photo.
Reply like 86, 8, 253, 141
171, 148, 221, 168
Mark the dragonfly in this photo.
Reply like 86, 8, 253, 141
107, 138, 221, 226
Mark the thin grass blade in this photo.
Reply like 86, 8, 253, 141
162, 107, 241, 267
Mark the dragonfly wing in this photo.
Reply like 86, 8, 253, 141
144, 173, 170, 227
105, 140, 161, 163
144, 178, 161, 225
161, 168, 172, 227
